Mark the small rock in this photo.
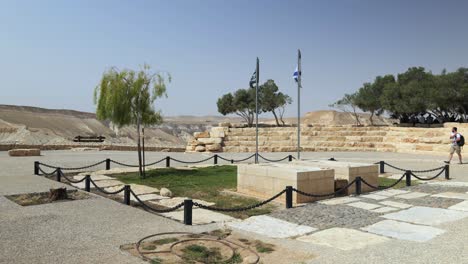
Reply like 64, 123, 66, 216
242, 255, 258, 264
194, 131, 210, 139
206, 143, 222, 152
195, 145, 206, 152
160, 188, 172, 197
8, 148, 41, 157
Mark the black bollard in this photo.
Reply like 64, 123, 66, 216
166, 156, 170, 168
379, 161, 385, 174
123, 185, 131, 205
231, 159, 234, 164
34, 161, 39, 175
214, 155, 218, 165
355, 177, 362, 195
445, 165, 450, 180
85, 175, 91, 192
56, 168, 62, 182
285, 186, 293, 209
106, 158, 111, 170
405, 170, 412, 187
184, 199, 193, 225
288, 155, 293, 162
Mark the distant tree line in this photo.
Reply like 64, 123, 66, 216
330, 67, 468, 125
217, 79, 292, 127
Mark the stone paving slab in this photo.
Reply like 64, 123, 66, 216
362, 220, 446, 242
297, 227, 389, 250
428, 181, 468, 187
393, 196, 462, 209
379, 201, 412, 209
347, 201, 381, 211
361, 194, 389, 201
318, 197, 360, 205
71, 179, 123, 189
395, 192, 429, 199
374, 189, 410, 197
162, 208, 234, 225
449, 201, 468, 212
432, 192, 468, 200
371, 207, 399, 213
227, 215, 316, 238
382, 206, 468, 226
130, 193, 169, 202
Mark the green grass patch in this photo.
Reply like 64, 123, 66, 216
181, 244, 242, 264
142, 245, 156, 250
114, 165, 275, 219
152, 237, 178, 246
254, 240, 275, 253
378, 177, 419, 189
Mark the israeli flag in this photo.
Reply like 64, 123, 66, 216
293, 66, 300, 82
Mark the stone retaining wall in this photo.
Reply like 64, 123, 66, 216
186, 122, 468, 156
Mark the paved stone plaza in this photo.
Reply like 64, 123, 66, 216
1, 150, 468, 263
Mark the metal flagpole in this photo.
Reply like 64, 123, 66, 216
255, 57, 259, 164
297, 49, 302, 160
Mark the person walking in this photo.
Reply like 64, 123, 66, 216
445, 127, 463, 164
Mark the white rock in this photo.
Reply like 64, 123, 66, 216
195, 145, 206, 152
198, 137, 223, 144
160, 188, 173, 197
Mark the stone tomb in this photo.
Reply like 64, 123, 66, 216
237, 163, 334, 204
294, 160, 379, 194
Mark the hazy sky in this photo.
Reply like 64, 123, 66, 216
1, 0, 468, 117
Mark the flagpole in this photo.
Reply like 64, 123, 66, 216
297, 49, 301, 160
255, 57, 259, 164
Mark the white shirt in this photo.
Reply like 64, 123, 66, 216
452, 133, 461, 146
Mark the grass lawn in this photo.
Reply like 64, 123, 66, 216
378, 177, 419, 189
113, 165, 276, 219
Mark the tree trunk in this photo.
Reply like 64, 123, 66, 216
136, 119, 143, 178
271, 110, 280, 126
49, 188, 68, 201
370, 111, 375, 126
142, 127, 146, 178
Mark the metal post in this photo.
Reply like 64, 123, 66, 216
214, 154, 218, 165
166, 156, 170, 168
379, 161, 385, 174
34, 161, 39, 175
405, 170, 412, 187
255, 58, 259, 164
285, 186, 293, 209
106, 158, 111, 170
123, 185, 131, 205
297, 49, 302, 160
231, 159, 234, 164
85, 175, 91, 192
56, 168, 62, 182
445, 165, 450, 180
355, 177, 362, 195
184, 199, 193, 225
288, 155, 293, 162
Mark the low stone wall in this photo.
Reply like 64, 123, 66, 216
186, 122, 467, 156
8, 148, 41, 156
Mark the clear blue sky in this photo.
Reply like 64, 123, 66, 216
1, 0, 468, 117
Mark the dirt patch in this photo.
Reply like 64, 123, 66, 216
121, 229, 315, 263
6, 189, 91, 206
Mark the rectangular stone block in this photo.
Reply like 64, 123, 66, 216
237, 163, 334, 204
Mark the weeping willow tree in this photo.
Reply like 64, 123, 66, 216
94, 64, 170, 177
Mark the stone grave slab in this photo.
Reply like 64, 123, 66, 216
371, 207, 399, 213
382, 206, 468, 226
379, 201, 412, 209
361, 194, 388, 201
318, 197, 360, 205
362, 220, 445, 242
297, 227, 389, 250
374, 189, 410, 197
130, 193, 169, 202
162, 208, 234, 225
431, 192, 468, 200
347, 202, 381, 211
428, 181, 468, 187
227, 215, 316, 238
448, 201, 468, 212
395, 192, 429, 199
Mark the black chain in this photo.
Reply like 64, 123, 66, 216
89, 178, 126, 194
193, 189, 286, 212
384, 162, 445, 173
110, 160, 140, 167
218, 154, 256, 163
144, 157, 167, 166
130, 189, 185, 213
60, 173, 87, 184
257, 154, 290, 163
410, 168, 446, 181
170, 156, 214, 164
293, 179, 357, 198
361, 173, 406, 190
38, 167, 58, 176
39, 160, 106, 171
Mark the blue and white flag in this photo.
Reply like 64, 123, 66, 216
293, 49, 302, 86
293, 66, 300, 82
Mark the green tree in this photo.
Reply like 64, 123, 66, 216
355, 75, 395, 125
259, 79, 292, 126
217, 88, 257, 127
94, 65, 170, 177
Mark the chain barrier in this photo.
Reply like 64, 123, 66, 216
89, 178, 126, 195
169, 156, 214, 164
109, 159, 140, 167
293, 179, 357, 198
38, 167, 58, 176
217, 154, 256, 163
257, 154, 290, 163
144, 157, 167, 167
361, 173, 406, 190
38, 160, 106, 171
410, 167, 446, 181
383, 162, 445, 173
130, 189, 185, 213
193, 189, 286, 212
60, 173, 87, 184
